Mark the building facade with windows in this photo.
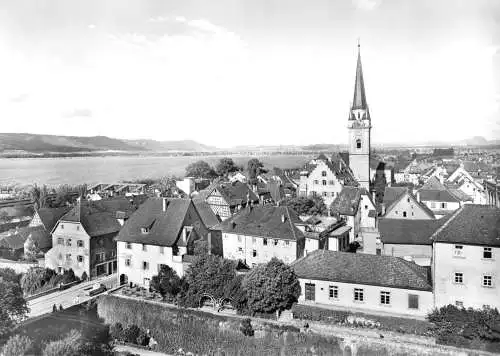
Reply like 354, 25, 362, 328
383, 187, 435, 220
116, 198, 219, 287
292, 250, 433, 317
217, 205, 305, 266
431, 205, 500, 309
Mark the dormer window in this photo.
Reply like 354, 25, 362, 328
141, 227, 150, 234
356, 139, 361, 149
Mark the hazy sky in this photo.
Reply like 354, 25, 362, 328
0, 0, 499, 147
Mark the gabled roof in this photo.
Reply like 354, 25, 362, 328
304, 154, 358, 187
330, 187, 362, 216
418, 189, 460, 203
35, 207, 71, 232
116, 198, 193, 246
431, 205, 500, 247
216, 205, 304, 241
292, 250, 432, 291
0, 225, 50, 250
384, 187, 435, 219
379, 216, 452, 245
448, 189, 472, 202
192, 199, 220, 229
421, 176, 446, 191
199, 180, 259, 206
383, 187, 407, 207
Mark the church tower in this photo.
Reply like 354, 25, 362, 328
348, 43, 371, 191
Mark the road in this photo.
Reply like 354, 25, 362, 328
114, 344, 171, 356
28, 274, 117, 317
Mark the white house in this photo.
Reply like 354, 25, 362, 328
116, 198, 220, 287
292, 250, 434, 318
217, 205, 306, 266
431, 205, 500, 310
383, 187, 435, 220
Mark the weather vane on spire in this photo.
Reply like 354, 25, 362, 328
357, 37, 360, 49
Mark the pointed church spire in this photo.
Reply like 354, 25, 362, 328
352, 41, 368, 111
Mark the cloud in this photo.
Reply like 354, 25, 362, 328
62, 109, 93, 118
9, 93, 29, 103
88, 24, 96, 30
352, 0, 381, 11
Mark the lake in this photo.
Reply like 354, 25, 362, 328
0, 154, 313, 186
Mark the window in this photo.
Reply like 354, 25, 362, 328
395, 211, 398, 215
328, 180, 335, 185
356, 139, 361, 149
263, 238, 268, 246
354, 288, 364, 302
483, 275, 493, 287
159, 246, 164, 254
57, 238, 64, 245
252, 237, 256, 245
66, 239, 72, 246
141, 227, 149, 234
77, 240, 84, 248
365, 205, 368, 210
142, 261, 149, 270
238, 247, 243, 253
408, 294, 419, 309
380, 291, 391, 305
125, 258, 131, 267
441, 202, 446, 209
305, 283, 315, 301
274, 239, 278, 246
483, 247, 492, 259
403, 211, 407, 217
314, 180, 319, 185
77, 255, 84, 263
252, 249, 257, 257
407, 198, 410, 203
454, 272, 464, 284
285, 240, 290, 247
57, 267, 63, 274
322, 180, 327, 186
322, 171, 327, 177
456, 301, 464, 308
329, 285, 338, 299
237, 235, 242, 243
61, 224, 64, 229
322, 192, 327, 197
454, 245, 464, 257
158, 263, 166, 272
65, 254, 71, 261
96, 252, 105, 262
431, 202, 436, 209
311, 191, 317, 197
76, 225, 80, 231
125, 242, 132, 249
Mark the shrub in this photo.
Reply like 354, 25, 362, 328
240, 318, 254, 337
42, 329, 81, 356
61, 269, 79, 285
123, 324, 141, 344
136, 329, 150, 346
1, 334, 32, 356
150, 265, 181, 298
110, 322, 124, 341
81, 271, 88, 281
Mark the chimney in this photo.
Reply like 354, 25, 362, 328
416, 191, 421, 202
207, 232, 212, 255
75, 197, 82, 222
281, 214, 286, 223
162, 198, 168, 212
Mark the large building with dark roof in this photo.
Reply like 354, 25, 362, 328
431, 205, 500, 309
292, 250, 433, 317
116, 197, 221, 286
217, 204, 306, 266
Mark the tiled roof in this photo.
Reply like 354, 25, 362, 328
449, 189, 472, 202
60, 198, 140, 237
199, 180, 259, 206
216, 205, 304, 241
383, 187, 407, 207
0, 220, 30, 234
419, 189, 460, 203
330, 187, 361, 216
116, 198, 192, 246
304, 154, 358, 187
384, 187, 435, 219
192, 199, 220, 229
379, 216, 452, 245
292, 250, 432, 291
431, 205, 500, 247
36, 207, 71, 232
421, 176, 446, 191
0, 225, 50, 250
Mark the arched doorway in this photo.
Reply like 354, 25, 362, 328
119, 274, 128, 285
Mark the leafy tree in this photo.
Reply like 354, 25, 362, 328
0, 268, 21, 284
242, 258, 300, 314
1, 334, 32, 356
247, 158, 268, 184
193, 239, 210, 256
282, 197, 327, 216
223, 274, 247, 313
24, 235, 38, 261
372, 169, 387, 206
136, 329, 150, 346
81, 271, 88, 281
42, 330, 82, 356
30, 184, 49, 211
150, 265, 181, 298
215, 158, 239, 177
61, 269, 79, 284
20, 267, 57, 295
185, 160, 216, 179
182, 255, 236, 307
109, 322, 124, 341
0, 277, 29, 336
348, 241, 361, 253
240, 318, 254, 337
